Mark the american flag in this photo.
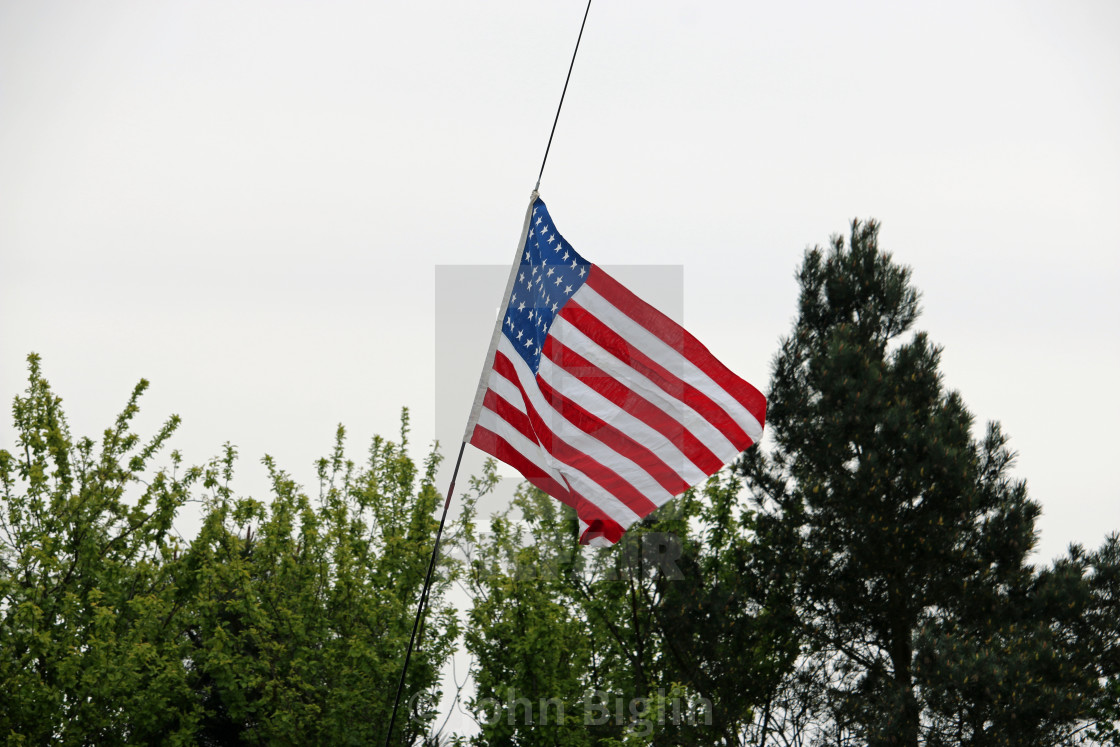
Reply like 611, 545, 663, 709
464, 196, 765, 546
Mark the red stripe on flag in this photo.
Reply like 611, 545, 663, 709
470, 426, 624, 545
535, 372, 691, 496
586, 267, 767, 428
470, 425, 574, 507
560, 301, 756, 452
482, 389, 536, 446
579, 517, 625, 545
491, 352, 660, 517
541, 335, 724, 476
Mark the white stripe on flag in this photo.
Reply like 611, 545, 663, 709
536, 353, 708, 487
493, 336, 673, 512
474, 406, 642, 530
577, 283, 764, 442
549, 313, 742, 464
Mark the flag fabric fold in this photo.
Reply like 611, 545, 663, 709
464, 195, 765, 546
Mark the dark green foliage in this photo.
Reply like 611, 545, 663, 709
737, 220, 1118, 744
653, 471, 800, 743
1086, 535, 1120, 745
0, 354, 456, 746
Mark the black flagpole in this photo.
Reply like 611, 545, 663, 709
383, 441, 466, 747
535, 0, 593, 192
384, 1, 592, 742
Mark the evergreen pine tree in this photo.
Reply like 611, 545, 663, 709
737, 220, 1105, 745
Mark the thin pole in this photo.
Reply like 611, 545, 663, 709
384, 440, 467, 747
535, 0, 593, 192
386, 6, 594, 739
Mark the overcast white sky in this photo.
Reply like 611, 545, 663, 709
2, 1, 1118, 573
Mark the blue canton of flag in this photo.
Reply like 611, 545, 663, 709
503, 202, 591, 373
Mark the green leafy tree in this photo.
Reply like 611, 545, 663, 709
457, 466, 601, 746
177, 418, 459, 746
458, 464, 797, 745
737, 220, 1115, 745
650, 470, 799, 744
0, 354, 202, 745
0, 355, 460, 745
